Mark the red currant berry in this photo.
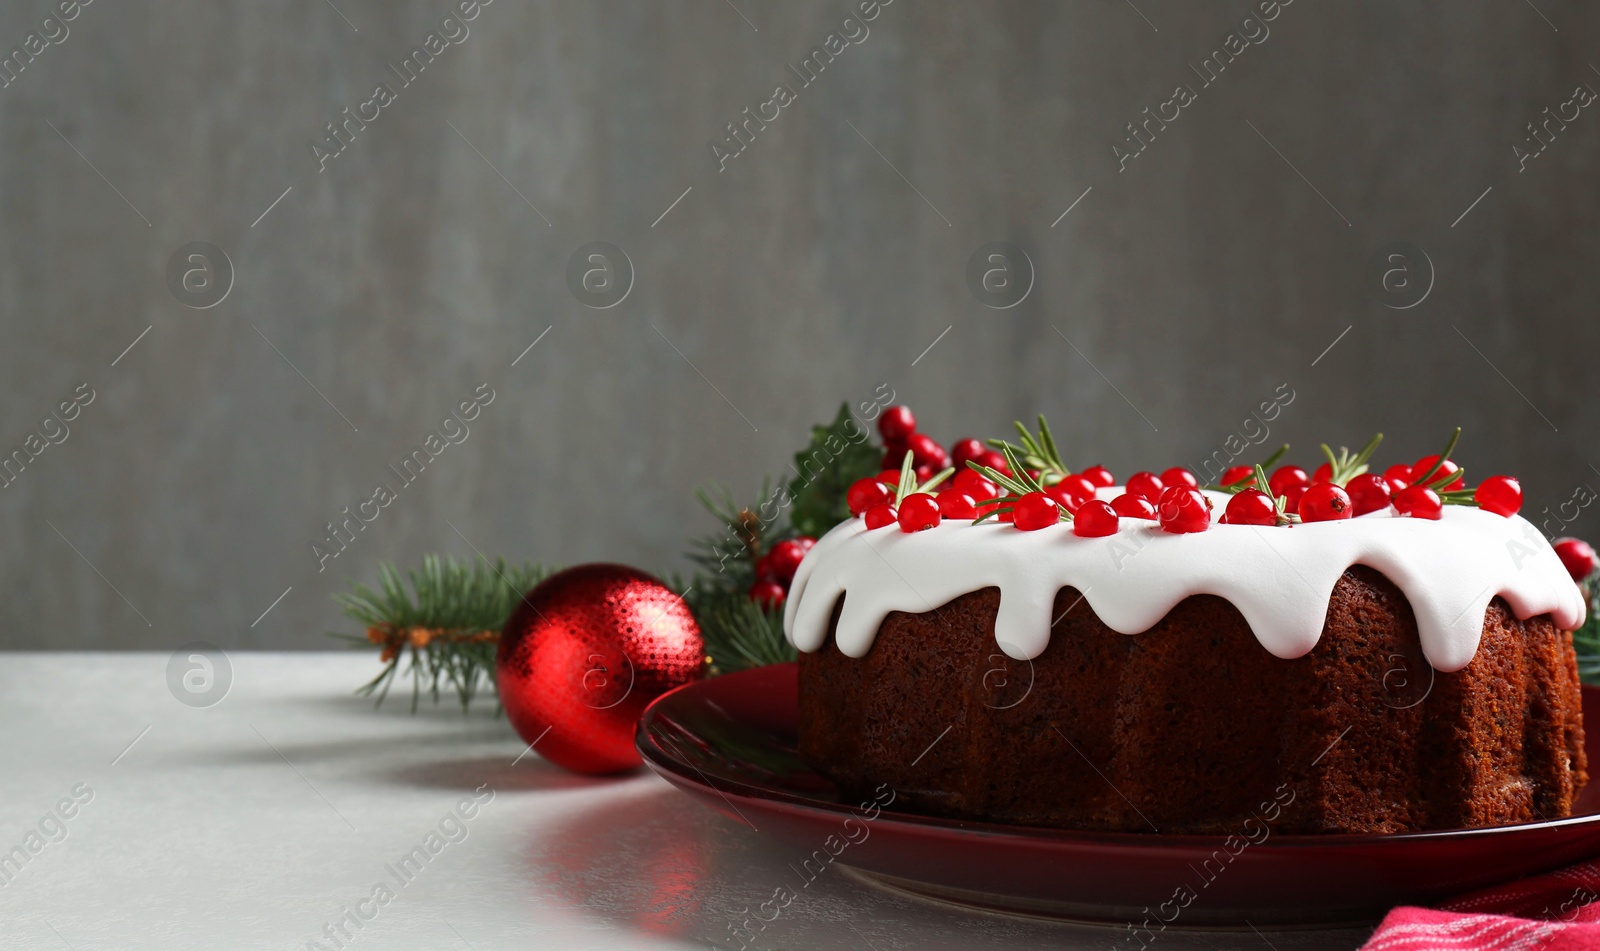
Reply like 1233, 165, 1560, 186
763, 538, 813, 583
1345, 473, 1393, 516
1411, 455, 1464, 491
1474, 475, 1522, 517
1384, 463, 1413, 485
914, 464, 936, 485
1312, 462, 1334, 484
1157, 486, 1212, 533
1081, 464, 1116, 488
1554, 538, 1598, 582
876, 469, 901, 487
1059, 474, 1097, 498
1268, 465, 1310, 497
1224, 488, 1278, 526
1125, 471, 1164, 501
1386, 476, 1410, 496
749, 580, 786, 610
952, 469, 999, 500
972, 449, 1010, 475
1110, 493, 1157, 519
1393, 486, 1443, 520
848, 477, 894, 516
908, 432, 950, 470
1045, 484, 1086, 513
897, 493, 941, 532
950, 438, 986, 469
1047, 474, 1096, 512
879, 406, 916, 442
995, 507, 1014, 523
1221, 466, 1254, 488
1073, 500, 1120, 537
1161, 467, 1199, 490
937, 491, 979, 520
1299, 483, 1353, 522
864, 503, 898, 529
1281, 484, 1308, 517
1012, 492, 1062, 531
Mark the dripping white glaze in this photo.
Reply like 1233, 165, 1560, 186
782, 490, 1586, 673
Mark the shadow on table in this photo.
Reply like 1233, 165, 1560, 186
384, 754, 614, 794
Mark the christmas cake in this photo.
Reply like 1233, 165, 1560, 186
783, 417, 1589, 834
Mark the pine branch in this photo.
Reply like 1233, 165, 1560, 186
682, 481, 796, 676
1574, 573, 1600, 684
685, 583, 796, 676
332, 554, 552, 712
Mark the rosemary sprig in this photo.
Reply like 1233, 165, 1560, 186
1318, 433, 1383, 486
967, 443, 1071, 524
1217, 444, 1290, 494
891, 449, 953, 504
1409, 428, 1462, 487
1248, 463, 1298, 525
987, 415, 1070, 485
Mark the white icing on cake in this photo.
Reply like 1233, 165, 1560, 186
782, 489, 1586, 673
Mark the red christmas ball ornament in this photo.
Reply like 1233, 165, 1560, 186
496, 564, 704, 775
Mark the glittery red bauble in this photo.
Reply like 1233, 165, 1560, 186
495, 564, 704, 775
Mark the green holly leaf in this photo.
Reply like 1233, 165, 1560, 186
786, 403, 882, 539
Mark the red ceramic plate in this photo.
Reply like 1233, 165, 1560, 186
638, 664, 1600, 927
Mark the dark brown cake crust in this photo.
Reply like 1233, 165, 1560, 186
798, 567, 1587, 834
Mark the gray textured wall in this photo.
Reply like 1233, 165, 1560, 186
5, 0, 1599, 649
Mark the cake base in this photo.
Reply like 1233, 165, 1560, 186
798, 567, 1587, 834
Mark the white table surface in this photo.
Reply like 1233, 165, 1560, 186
0, 653, 1376, 950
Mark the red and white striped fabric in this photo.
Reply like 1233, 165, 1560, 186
1361, 862, 1600, 951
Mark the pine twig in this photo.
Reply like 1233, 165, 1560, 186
333, 554, 551, 712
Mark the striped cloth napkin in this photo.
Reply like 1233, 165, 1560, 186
1360, 862, 1600, 950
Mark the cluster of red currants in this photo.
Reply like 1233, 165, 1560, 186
842, 408, 1550, 543
876, 405, 1009, 484
747, 536, 815, 611
1216, 455, 1520, 526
